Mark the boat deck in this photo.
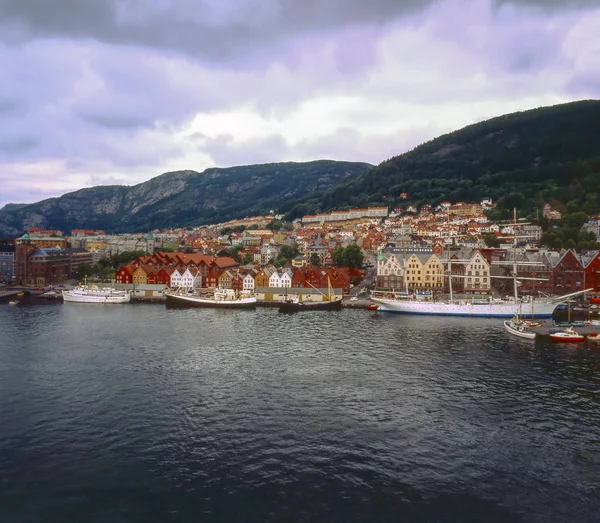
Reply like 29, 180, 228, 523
523, 323, 600, 337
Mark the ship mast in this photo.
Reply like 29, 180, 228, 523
512, 208, 519, 304
447, 211, 453, 302
401, 216, 409, 294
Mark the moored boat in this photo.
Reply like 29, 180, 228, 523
586, 332, 600, 342
503, 316, 536, 339
278, 277, 342, 312
372, 289, 590, 318
550, 327, 584, 343
166, 289, 256, 309
278, 295, 343, 312
62, 284, 130, 304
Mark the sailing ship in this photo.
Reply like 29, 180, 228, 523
165, 288, 257, 309
372, 210, 591, 318
278, 277, 342, 312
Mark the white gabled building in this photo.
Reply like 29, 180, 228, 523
279, 269, 292, 288
464, 251, 491, 294
243, 273, 255, 291
376, 251, 406, 290
170, 268, 184, 289
180, 267, 202, 290
269, 271, 281, 288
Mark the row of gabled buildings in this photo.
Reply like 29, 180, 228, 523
115, 251, 362, 293
376, 247, 600, 296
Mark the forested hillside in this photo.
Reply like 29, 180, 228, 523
282, 100, 600, 221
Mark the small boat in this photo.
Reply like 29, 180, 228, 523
503, 316, 536, 339
166, 288, 256, 309
278, 294, 343, 312
8, 300, 18, 306
278, 277, 342, 313
550, 327, 584, 343
367, 304, 380, 311
524, 320, 544, 328
586, 333, 600, 342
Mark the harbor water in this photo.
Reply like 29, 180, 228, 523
1, 301, 599, 522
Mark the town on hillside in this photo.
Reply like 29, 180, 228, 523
2, 199, 600, 299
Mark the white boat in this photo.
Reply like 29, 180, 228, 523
372, 289, 589, 318
166, 288, 257, 309
503, 316, 536, 339
62, 284, 131, 304
550, 327, 584, 343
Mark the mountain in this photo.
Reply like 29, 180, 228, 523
281, 100, 600, 220
0, 160, 372, 235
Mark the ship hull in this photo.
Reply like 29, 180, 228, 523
62, 290, 130, 304
278, 298, 343, 313
166, 293, 256, 309
373, 299, 556, 318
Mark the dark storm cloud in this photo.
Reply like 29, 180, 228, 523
0, 0, 434, 62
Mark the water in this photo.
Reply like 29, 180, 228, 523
1, 301, 599, 522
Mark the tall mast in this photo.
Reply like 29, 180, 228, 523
402, 216, 409, 294
447, 211, 453, 301
512, 208, 519, 303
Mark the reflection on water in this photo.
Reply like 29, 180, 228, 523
0, 302, 599, 523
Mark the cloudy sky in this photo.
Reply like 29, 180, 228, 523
0, 0, 599, 209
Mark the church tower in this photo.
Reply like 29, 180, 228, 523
146, 232, 155, 256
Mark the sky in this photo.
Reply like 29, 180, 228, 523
1, 0, 599, 210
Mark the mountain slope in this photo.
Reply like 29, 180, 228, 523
0, 160, 372, 235
281, 100, 600, 219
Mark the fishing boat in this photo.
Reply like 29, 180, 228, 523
165, 288, 256, 309
62, 283, 130, 304
278, 278, 342, 312
550, 327, 584, 343
503, 315, 536, 339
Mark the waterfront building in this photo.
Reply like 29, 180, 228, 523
0, 244, 16, 284
550, 249, 584, 295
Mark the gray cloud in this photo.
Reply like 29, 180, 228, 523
0, 98, 23, 116
0, 0, 598, 209
496, 0, 600, 10
0, 0, 434, 63
0, 136, 39, 155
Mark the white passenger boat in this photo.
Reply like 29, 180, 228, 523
62, 284, 131, 304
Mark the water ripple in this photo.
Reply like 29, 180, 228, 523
1, 304, 599, 522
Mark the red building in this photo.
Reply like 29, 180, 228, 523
115, 265, 134, 284
584, 252, 600, 293
551, 250, 585, 295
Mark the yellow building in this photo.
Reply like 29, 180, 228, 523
30, 237, 67, 249
405, 253, 444, 290
132, 266, 148, 285
87, 240, 108, 251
